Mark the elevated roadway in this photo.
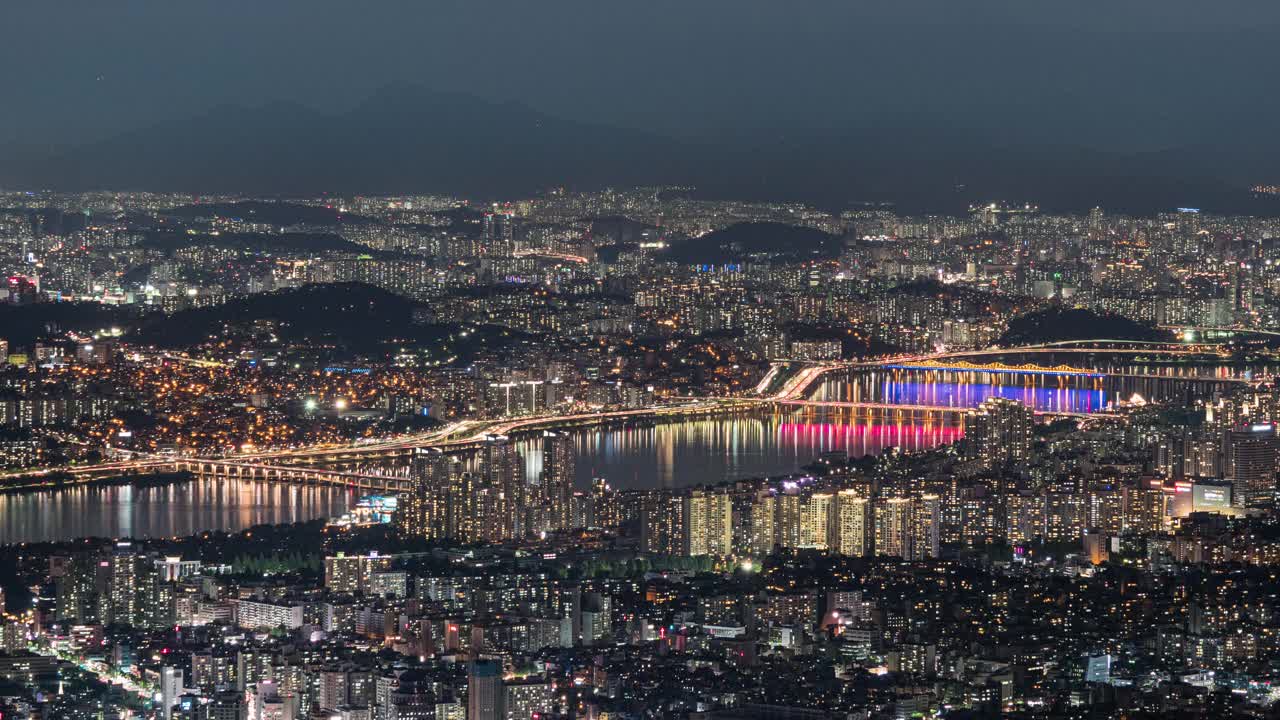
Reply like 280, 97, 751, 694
10, 341, 1252, 493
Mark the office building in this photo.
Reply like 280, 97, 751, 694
468, 661, 504, 720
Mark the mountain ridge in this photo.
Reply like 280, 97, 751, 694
4, 86, 1279, 216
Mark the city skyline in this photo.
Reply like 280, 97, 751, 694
4, 2, 1280, 718
2, 187, 1280, 719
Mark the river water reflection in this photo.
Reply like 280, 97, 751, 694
0, 478, 354, 545
0, 365, 1254, 544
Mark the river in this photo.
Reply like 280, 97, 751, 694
0, 478, 353, 545
0, 365, 1249, 544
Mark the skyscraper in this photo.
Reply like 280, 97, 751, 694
747, 491, 776, 556
476, 435, 525, 541
772, 490, 834, 551
1122, 479, 1168, 535
540, 431, 575, 532
913, 495, 942, 559
684, 489, 733, 557
482, 211, 514, 251
830, 490, 871, 557
1227, 423, 1278, 505
399, 439, 527, 543
54, 553, 99, 623
589, 477, 621, 530
966, 397, 1034, 467
107, 541, 140, 626
875, 498, 911, 559
800, 492, 833, 550
874, 496, 940, 561
399, 448, 464, 540
641, 492, 685, 555
775, 492, 803, 549
467, 660, 504, 720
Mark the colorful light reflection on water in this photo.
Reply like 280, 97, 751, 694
517, 407, 964, 491
0, 478, 353, 545
519, 369, 1225, 490
817, 374, 1110, 414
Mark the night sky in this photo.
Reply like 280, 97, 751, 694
5, 1, 1280, 208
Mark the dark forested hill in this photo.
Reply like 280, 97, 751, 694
663, 222, 839, 265
999, 307, 1173, 345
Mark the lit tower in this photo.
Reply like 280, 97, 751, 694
541, 431, 575, 532
477, 435, 525, 541
966, 397, 1034, 467
830, 490, 871, 557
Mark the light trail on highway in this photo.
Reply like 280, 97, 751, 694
7, 341, 1256, 492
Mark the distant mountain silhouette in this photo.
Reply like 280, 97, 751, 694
1, 88, 688, 199
4, 86, 1279, 215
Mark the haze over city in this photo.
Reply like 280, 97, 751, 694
5, 1, 1280, 211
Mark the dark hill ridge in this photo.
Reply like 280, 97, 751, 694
139, 230, 369, 255
999, 307, 1173, 346
129, 283, 421, 349
663, 222, 839, 265
0, 283, 531, 362
0, 302, 143, 348
126, 283, 537, 362
161, 201, 377, 227
127, 280, 450, 351
887, 278, 1012, 314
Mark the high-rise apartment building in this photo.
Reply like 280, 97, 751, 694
966, 397, 1034, 466
399, 448, 463, 540
641, 493, 686, 555
830, 490, 872, 557
800, 492, 833, 550
589, 477, 621, 530
747, 491, 776, 556
874, 496, 940, 560
399, 437, 526, 543
475, 435, 525, 541
540, 431, 575, 532
684, 489, 733, 557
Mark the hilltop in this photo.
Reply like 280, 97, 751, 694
663, 222, 840, 265
999, 307, 1173, 345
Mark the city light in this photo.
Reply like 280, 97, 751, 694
0, 141, 1277, 720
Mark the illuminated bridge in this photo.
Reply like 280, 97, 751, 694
4, 400, 759, 493
1, 457, 412, 493
762, 342, 1256, 403
174, 459, 412, 492
884, 360, 1104, 378
17, 340, 1260, 493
